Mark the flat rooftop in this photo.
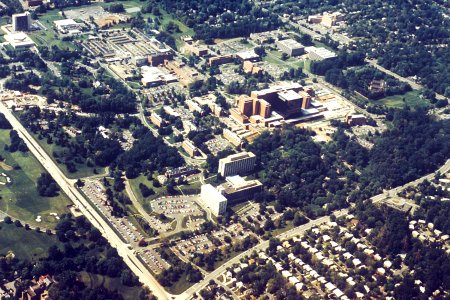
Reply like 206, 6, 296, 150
222, 151, 256, 163
278, 90, 302, 102
277, 38, 304, 49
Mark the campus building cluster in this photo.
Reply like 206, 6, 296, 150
230, 83, 321, 128
308, 12, 345, 27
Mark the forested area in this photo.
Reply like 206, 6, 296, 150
272, 0, 450, 96
358, 109, 449, 193
117, 129, 184, 174
0, 0, 22, 16
248, 108, 449, 214
3, 48, 135, 114
325, 66, 412, 100
0, 215, 149, 299
248, 127, 354, 218
149, 0, 281, 40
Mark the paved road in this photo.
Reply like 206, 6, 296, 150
0, 102, 172, 300
366, 59, 447, 101
371, 159, 450, 207
179, 210, 347, 299
179, 160, 450, 299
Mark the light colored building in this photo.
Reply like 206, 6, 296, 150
321, 12, 344, 27
4, 32, 35, 49
305, 46, 336, 60
223, 129, 242, 147
217, 175, 263, 203
141, 66, 178, 87
201, 184, 227, 216
308, 12, 344, 27
236, 50, 259, 62
54, 19, 81, 34
12, 12, 31, 32
150, 113, 165, 128
218, 151, 256, 177
276, 39, 304, 57
184, 42, 209, 57
182, 139, 199, 157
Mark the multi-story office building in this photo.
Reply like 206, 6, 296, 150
12, 12, 31, 32
217, 175, 263, 203
201, 184, 227, 216
276, 39, 304, 57
218, 151, 256, 177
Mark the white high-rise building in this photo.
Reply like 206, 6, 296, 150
12, 12, 31, 32
218, 151, 256, 177
200, 184, 227, 216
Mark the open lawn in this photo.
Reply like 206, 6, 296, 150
264, 50, 304, 69
79, 271, 142, 300
30, 10, 77, 50
129, 174, 165, 203
373, 90, 429, 109
0, 130, 71, 229
0, 223, 59, 261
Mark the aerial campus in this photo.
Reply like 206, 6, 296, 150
0, 0, 449, 299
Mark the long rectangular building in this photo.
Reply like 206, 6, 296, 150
218, 151, 256, 177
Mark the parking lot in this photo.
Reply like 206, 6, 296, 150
150, 196, 203, 218
205, 137, 232, 155
137, 248, 170, 275
81, 180, 144, 244
173, 234, 215, 257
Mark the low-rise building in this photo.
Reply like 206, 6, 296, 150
182, 139, 199, 157
223, 129, 243, 147
305, 46, 337, 61
184, 41, 209, 57
236, 50, 260, 62
346, 114, 367, 126
54, 19, 82, 34
208, 54, 234, 66
150, 113, 165, 128
276, 39, 304, 57
4, 32, 35, 49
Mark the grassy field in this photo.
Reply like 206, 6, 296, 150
0, 130, 71, 229
0, 223, 59, 260
79, 271, 143, 300
264, 50, 304, 69
30, 10, 77, 50
129, 174, 166, 203
373, 90, 429, 109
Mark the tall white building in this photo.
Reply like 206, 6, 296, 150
200, 184, 227, 216
12, 12, 31, 32
218, 151, 256, 177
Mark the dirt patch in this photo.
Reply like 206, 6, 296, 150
0, 161, 13, 171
